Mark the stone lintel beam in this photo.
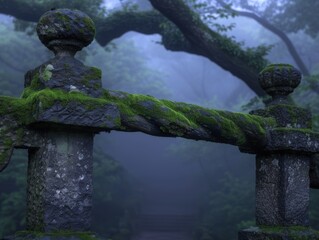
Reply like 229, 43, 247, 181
0, 87, 275, 172
0, 96, 43, 171
22, 88, 274, 148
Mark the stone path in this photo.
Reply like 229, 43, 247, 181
131, 232, 193, 240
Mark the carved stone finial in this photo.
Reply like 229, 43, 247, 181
259, 64, 301, 104
24, 9, 102, 97
36, 8, 95, 56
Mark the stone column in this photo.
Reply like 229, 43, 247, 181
256, 153, 309, 226
26, 131, 94, 231
19, 8, 102, 238
239, 64, 319, 239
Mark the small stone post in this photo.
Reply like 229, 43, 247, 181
239, 64, 319, 239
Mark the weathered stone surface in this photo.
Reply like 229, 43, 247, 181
36, 8, 95, 53
24, 8, 102, 98
24, 57, 103, 98
239, 226, 319, 240
0, 100, 43, 171
26, 131, 93, 232
31, 99, 120, 130
256, 153, 310, 226
251, 104, 311, 129
265, 128, 319, 153
258, 64, 301, 105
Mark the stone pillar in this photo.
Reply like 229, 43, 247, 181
239, 64, 319, 239
26, 131, 94, 231
18, 9, 101, 239
256, 153, 309, 226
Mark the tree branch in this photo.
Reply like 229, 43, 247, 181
0, 0, 269, 96
0, 0, 51, 21
215, 0, 310, 76
149, 0, 266, 96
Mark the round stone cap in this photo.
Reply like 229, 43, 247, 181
259, 64, 301, 98
36, 8, 95, 53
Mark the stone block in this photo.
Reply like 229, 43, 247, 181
238, 226, 319, 240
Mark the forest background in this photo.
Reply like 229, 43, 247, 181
1, 0, 319, 240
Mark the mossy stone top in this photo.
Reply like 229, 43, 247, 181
258, 64, 301, 99
36, 8, 95, 53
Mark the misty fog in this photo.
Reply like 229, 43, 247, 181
1, 0, 319, 240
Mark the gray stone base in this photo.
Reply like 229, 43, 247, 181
238, 226, 319, 240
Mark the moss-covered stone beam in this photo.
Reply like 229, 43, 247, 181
0, 96, 42, 171
0, 87, 275, 172
22, 88, 274, 147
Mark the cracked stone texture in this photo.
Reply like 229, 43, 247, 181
25, 56, 103, 98
32, 100, 120, 131
256, 153, 310, 226
26, 130, 94, 232
265, 128, 319, 153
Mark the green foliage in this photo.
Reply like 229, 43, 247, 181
268, 0, 319, 38
92, 147, 139, 239
310, 189, 319, 229
85, 40, 170, 98
186, 0, 237, 33
13, 0, 106, 34
194, 173, 254, 240
15, 230, 98, 240
0, 150, 27, 237
291, 74, 319, 130
170, 136, 255, 240
118, 0, 140, 12
0, 22, 51, 97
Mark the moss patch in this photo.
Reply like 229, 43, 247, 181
16, 230, 99, 240
260, 63, 294, 74
82, 16, 96, 34
103, 89, 275, 146
80, 67, 102, 90
259, 226, 319, 239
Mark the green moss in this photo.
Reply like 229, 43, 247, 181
29, 72, 41, 91
258, 226, 319, 240
0, 130, 17, 170
56, 12, 72, 31
26, 88, 109, 112
1, 86, 274, 154
260, 63, 294, 74
0, 96, 33, 124
82, 16, 96, 34
16, 230, 99, 240
103, 91, 274, 145
80, 67, 102, 90
263, 104, 311, 128
41, 64, 54, 81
